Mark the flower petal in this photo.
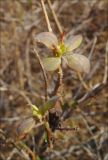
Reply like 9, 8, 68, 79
17, 117, 35, 136
35, 32, 58, 49
65, 35, 83, 52
65, 54, 90, 73
43, 57, 61, 71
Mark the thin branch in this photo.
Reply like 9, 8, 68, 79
88, 36, 97, 60
55, 127, 79, 131
77, 72, 89, 91
40, 0, 52, 32
56, 66, 64, 105
44, 122, 53, 149
25, 37, 33, 90
33, 48, 48, 101
51, 66, 63, 96
77, 83, 106, 104
19, 141, 37, 160
47, 0, 63, 34
103, 41, 108, 84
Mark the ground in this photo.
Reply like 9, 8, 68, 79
0, 0, 108, 160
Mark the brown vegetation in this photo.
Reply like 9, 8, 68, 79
0, 0, 108, 160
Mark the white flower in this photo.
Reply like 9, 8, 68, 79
35, 32, 90, 73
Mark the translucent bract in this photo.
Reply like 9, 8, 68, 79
43, 57, 61, 71
65, 35, 83, 52
65, 54, 90, 73
17, 117, 35, 135
35, 32, 58, 49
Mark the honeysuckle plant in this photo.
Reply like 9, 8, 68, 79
35, 32, 90, 73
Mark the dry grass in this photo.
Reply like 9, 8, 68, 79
0, 0, 108, 160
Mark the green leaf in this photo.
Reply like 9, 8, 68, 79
65, 54, 90, 73
17, 117, 35, 135
36, 156, 42, 160
31, 105, 42, 120
65, 35, 83, 52
41, 96, 59, 115
35, 32, 58, 49
28, 0, 32, 4
69, 100, 78, 108
43, 57, 61, 71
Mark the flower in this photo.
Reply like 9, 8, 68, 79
35, 32, 90, 73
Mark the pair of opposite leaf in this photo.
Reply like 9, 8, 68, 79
17, 96, 59, 136
35, 32, 90, 74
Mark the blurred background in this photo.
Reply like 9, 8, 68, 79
0, 0, 108, 160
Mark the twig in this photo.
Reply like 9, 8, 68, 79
40, 0, 52, 32
77, 72, 89, 91
33, 48, 48, 101
19, 142, 37, 160
58, 66, 63, 92
87, 61, 100, 81
7, 148, 26, 160
51, 66, 63, 96
77, 83, 106, 104
0, 117, 20, 122
25, 37, 33, 90
55, 127, 79, 131
47, 0, 63, 34
103, 41, 108, 84
88, 36, 97, 60
44, 122, 53, 149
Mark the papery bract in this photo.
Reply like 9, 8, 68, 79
35, 32, 58, 49
17, 117, 35, 135
65, 54, 90, 73
43, 57, 61, 71
65, 35, 83, 52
